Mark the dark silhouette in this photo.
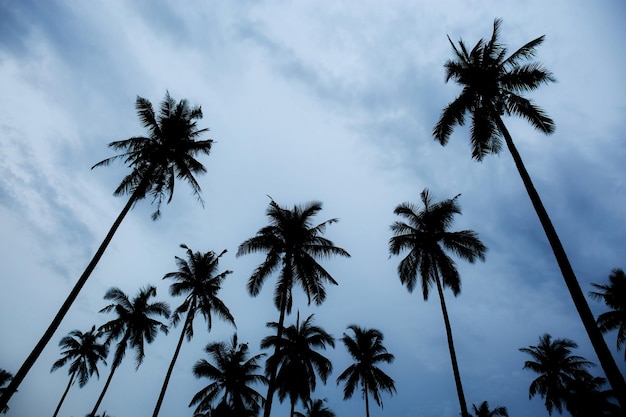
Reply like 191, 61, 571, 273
336, 325, 396, 417
261, 312, 335, 417
51, 326, 108, 417
0, 92, 214, 409
0, 369, 11, 414
433, 18, 626, 405
237, 199, 349, 417
389, 188, 487, 417
152, 245, 235, 417
294, 398, 336, 417
590, 268, 626, 360
190, 333, 267, 417
471, 401, 508, 417
90, 286, 170, 417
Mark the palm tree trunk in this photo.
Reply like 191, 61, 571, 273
496, 117, 626, 410
363, 381, 370, 417
434, 272, 469, 417
0, 180, 148, 410
90, 363, 118, 417
290, 398, 295, 417
52, 373, 74, 417
263, 299, 287, 417
152, 310, 192, 417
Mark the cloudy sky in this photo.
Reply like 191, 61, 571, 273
1, 1, 625, 416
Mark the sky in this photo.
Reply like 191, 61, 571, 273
0, 1, 625, 417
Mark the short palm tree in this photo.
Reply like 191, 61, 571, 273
471, 401, 508, 417
336, 325, 396, 417
90, 285, 170, 417
152, 245, 235, 417
0, 369, 11, 414
565, 374, 621, 417
237, 199, 349, 417
590, 268, 626, 360
519, 334, 596, 415
50, 326, 108, 417
295, 398, 335, 417
389, 188, 486, 417
433, 18, 626, 404
262, 313, 335, 417
190, 333, 267, 416
0, 92, 214, 409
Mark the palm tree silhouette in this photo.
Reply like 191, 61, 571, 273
50, 326, 108, 417
433, 18, 626, 404
237, 199, 349, 417
471, 401, 508, 417
336, 325, 396, 417
294, 398, 336, 417
90, 286, 170, 416
190, 333, 267, 417
0, 92, 214, 409
0, 369, 12, 414
262, 312, 335, 417
590, 268, 626, 360
152, 245, 235, 417
389, 188, 486, 417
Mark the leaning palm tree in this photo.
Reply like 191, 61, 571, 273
389, 188, 486, 417
90, 285, 170, 417
237, 199, 349, 417
590, 268, 626, 360
0, 92, 214, 409
295, 398, 336, 417
152, 245, 235, 417
50, 326, 108, 417
262, 312, 335, 417
433, 18, 626, 404
471, 401, 508, 417
519, 334, 596, 415
190, 333, 267, 417
336, 325, 396, 417
0, 369, 11, 414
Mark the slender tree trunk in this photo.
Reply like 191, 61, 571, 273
0, 181, 147, 410
496, 117, 626, 411
52, 373, 74, 417
363, 381, 370, 417
434, 272, 469, 417
90, 363, 118, 417
290, 398, 295, 417
152, 310, 192, 417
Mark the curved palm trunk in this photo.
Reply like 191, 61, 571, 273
0, 181, 147, 410
434, 272, 469, 417
52, 373, 75, 417
496, 118, 626, 409
363, 380, 370, 417
152, 309, 193, 417
90, 363, 118, 417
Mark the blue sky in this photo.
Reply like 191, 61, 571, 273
0, 1, 625, 417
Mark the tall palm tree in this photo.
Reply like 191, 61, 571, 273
90, 285, 170, 417
471, 401, 508, 417
389, 188, 486, 417
433, 18, 626, 404
50, 326, 108, 417
295, 398, 336, 417
152, 245, 235, 417
0, 92, 214, 409
590, 268, 626, 360
519, 334, 596, 415
237, 199, 349, 417
190, 333, 267, 417
261, 312, 335, 417
0, 369, 11, 414
336, 325, 396, 417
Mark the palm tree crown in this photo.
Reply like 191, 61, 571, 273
0, 369, 12, 414
471, 401, 508, 417
590, 268, 626, 359
295, 398, 336, 417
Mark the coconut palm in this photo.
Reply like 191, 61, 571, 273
565, 374, 621, 417
190, 333, 267, 417
590, 268, 626, 360
294, 398, 335, 417
50, 326, 108, 417
471, 401, 508, 417
389, 188, 486, 417
433, 18, 626, 404
237, 199, 349, 417
0, 369, 11, 414
336, 325, 396, 417
152, 245, 235, 417
89, 286, 170, 417
262, 313, 335, 417
0, 92, 214, 409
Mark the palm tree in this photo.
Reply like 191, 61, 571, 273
471, 401, 508, 417
0, 369, 11, 414
0, 92, 214, 409
237, 199, 350, 417
519, 334, 596, 415
336, 325, 396, 417
433, 18, 626, 404
261, 312, 335, 417
190, 333, 267, 417
152, 245, 235, 417
389, 188, 486, 417
50, 326, 108, 417
590, 268, 626, 360
294, 398, 335, 417
565, 374, 621, 417
90, 285, 170, 416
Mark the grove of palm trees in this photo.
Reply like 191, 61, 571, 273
0, 4, 624, 417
